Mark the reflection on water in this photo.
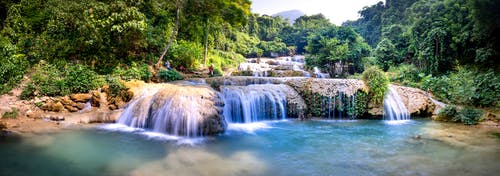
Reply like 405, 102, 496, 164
131, 148, 265, 176
0, 119, 498, 176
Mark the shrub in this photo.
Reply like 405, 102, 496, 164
2, 108, 19, 119
105, 76, 128, 98
458, 107, 483, 125
158, 69, 184, 82
112, 62, 151, 81
387, 64, 421, 87
21, 62, 105, 99
362, 66, 389, 105
0, 36, 29, 94
65, 65, 105, 94
167, 40, 203, 70
422, 67, 500, 108
436, 105, 459, 122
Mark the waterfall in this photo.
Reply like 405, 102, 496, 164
117, 84, 225, 137
383, 87, 410, 121
313, 67, 329, 78
221, 84, 288, 123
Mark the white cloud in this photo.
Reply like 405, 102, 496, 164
251, 0, 384, 25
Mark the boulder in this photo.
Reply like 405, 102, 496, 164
91, 91, 101, 107
70, 93, 92, 103
75, 102, 87, 110
64, 105, 79, 112
41, 101, 65, 112
60, 96, 74, 106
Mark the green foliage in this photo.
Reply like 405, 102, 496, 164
208, 50, 245, 70
458, 107, 483, 125
2, 108, 19, 119
112, 62, 151, 81
167, 40, 203, 70
104, 76, 127, 98
0, 36, 29, 94
437, 105, 459, 122
422, 67, 500, 108
21, 62, 104, 99
374, 38, 399, 71
387, 64, 422, 87
362, 66, 389, 105
305, 26, 371, 75
158, 69, 184, 82
65, 65, 105, 94
257, 40, 290, 57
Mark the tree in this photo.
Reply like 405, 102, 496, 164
374, 38, 399, 71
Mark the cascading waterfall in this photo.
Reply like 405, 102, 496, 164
313, 67, 329, 78
221, 84, 288, 123
117, 84, 224, 137
383, 87, 410, 121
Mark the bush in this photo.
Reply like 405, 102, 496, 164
458, 107, 483, 125
21, 62, 105, 99
158, 69, 184, 82
436, 105, 459, 122
362, 66, 389, 105
422, 67, 500, 108
387, 64, 422, 87
112, 62, 151, 81
0, 36, 29, 94
105, 76, 127, 98
65, 65, 106, 94
2, 108, 19, 119
167, 40, 203, 70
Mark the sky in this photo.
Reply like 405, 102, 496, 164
251, 0, 384, 25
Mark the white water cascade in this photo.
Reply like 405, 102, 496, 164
313, 67, 329, 78
383, 87, 410, 121
221, 84, 288, 123
117, 84, 224, 137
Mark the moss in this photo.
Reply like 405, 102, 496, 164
2, 108, 19, 119
493, 133, 500, 139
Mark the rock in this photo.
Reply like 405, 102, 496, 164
108, 104, 118, 110
114, 97, 126, 109
49, 115, 65, 121
26, 110, 42, 119
88, 111, 118, 123
0, 106, 12, 117
41, 101, 65, 112
91, 91, 101, 107
75, 102, 86, 110
60, 96, 74, 105
64, 105, 79, 112
70, 93, 92, 103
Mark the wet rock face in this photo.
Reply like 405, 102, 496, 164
205, 77, 438, 119
70, 93, 92, 103
118, 83, 226, 136
391, 85, 436, 116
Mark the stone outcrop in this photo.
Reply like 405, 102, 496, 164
70, 93, 92, 103
204, 77, 439, 119
118, 83, 226, 136
391, 85, 436, 116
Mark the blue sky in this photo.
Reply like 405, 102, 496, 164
251, 0, 384, 25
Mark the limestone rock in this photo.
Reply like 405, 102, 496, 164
41, 101, 65, 112
60, 96, 74, 106
70, 93, 92, 103
64, 105, 79, 112
91, 91, 101, 107
75, 102, 86, 110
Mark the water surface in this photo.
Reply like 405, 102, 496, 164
1, 120, 498, 176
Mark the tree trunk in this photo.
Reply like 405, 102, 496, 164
203, 18, 209, 65
156, 0, 181, 67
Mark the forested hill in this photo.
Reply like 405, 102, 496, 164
0, 0, 499, 112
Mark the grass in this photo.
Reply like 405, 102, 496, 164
2, 108, 19, 119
